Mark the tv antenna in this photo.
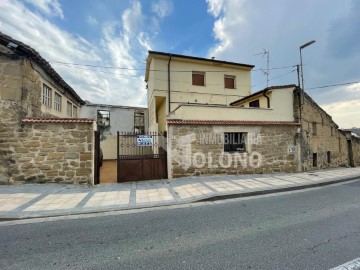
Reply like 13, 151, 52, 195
254, 49, 270, 87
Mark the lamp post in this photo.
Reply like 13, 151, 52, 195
299, 40, 316, 91
298, 40, 315, 173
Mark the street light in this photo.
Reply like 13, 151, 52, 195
299, 40, 316, 91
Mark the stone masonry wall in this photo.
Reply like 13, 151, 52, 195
168, 124, 300, 179
3, 121, 95, 185
0, 55, 47, 184
352, 136, 360, 167
293, 89, 350, 170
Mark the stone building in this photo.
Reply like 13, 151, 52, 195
292, 88, 352, 170
0, 32, 96, 184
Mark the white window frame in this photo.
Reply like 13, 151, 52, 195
67, 101, 73, 117
42, 84, 52, 107
54, 92, 62, 112
72, 105, 78, 118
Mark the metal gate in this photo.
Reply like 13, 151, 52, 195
117, 131, 167, 182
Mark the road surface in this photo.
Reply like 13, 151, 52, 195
1, 179, 360, 269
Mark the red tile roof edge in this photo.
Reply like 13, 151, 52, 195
167, 119, 301, 126
22, 118, 95, 123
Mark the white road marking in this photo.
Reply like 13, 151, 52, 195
330, 257, 360, 270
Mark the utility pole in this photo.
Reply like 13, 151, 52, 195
296, 64, 300, 88
299, 40, 316, 105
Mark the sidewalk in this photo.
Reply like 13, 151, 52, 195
1, 167, 360, 220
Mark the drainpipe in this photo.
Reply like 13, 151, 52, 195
167, 54, 172, 113
262, 89, 270, 108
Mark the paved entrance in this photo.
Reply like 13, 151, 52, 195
100, 160, 117, 184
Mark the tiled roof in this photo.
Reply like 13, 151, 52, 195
167, 119, 301, 126
22, 118, 95, 123
0, 31, 85, 105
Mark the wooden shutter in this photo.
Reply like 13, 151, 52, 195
224, 76, 235, 89
192, 72, 205, 86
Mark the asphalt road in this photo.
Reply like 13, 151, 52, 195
1, 179, 360, 270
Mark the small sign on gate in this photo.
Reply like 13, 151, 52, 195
137, 135, 153, 146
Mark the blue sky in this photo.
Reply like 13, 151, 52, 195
0, 0, 359, 128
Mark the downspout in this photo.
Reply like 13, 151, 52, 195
262, 89, 270, 108
167, 54, 172, 113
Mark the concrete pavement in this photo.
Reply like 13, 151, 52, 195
0, 167, 360, 219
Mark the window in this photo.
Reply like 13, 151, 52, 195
54, 92, 62, 112
42, 84, 52, 107
72, 105, 78, 118
134, 111, 145, 133
312, 122, 317, 135
327, 151, 331, 163
224, 75, 235, 89
224, 132, 246, 152
192, 72, 205, 86
97, 110, 110, 126
331, 127, 334, 136
67, 101, 72, 117
249, 99, 260, 108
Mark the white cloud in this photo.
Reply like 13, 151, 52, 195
25, 0, 64, 18
322, 99, 360, 128
206, 0, 247, 57
345, 82, 360, 94
0, 0, 153, 107
206, 0, 224, 18
151, 0, 173, 19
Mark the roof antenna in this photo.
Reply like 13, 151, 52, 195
254, 49, 270, 87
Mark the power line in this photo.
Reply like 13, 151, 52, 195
53, 61, 360, 91
251, 69, 296, 88
49, 60, 295, 73
307, 81, 360, 90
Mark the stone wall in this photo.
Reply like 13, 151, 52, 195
0, 55, 46, 184
2, 120, 95, 185
352, 136, 360, 167
168, 124, 300, 178
0, 50, 96, 185
293, 89, 350, 170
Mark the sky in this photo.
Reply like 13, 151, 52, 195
0, 0, 359, 128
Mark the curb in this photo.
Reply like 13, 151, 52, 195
1, 174, 359, 221
199, 175, 360, 202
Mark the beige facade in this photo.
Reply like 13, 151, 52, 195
145, 51, 254, 132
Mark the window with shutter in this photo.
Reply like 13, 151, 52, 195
224, 75, 235, 89
192, 72, 205, 86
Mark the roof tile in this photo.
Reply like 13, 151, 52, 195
22, 118, 95, 123
167, 119, 301, 126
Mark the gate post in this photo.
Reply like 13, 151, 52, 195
117, 131, 120, 182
